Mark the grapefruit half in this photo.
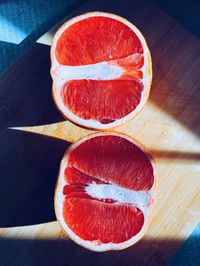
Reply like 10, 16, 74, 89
51, 12, 152, 130
55, 133, 155, 251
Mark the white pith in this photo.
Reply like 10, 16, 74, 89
85, 183, 152, 212
51, 12, 152, 130
55, 133, 155, 251
51, 61, 123, 88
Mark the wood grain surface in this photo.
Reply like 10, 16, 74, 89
0, 0, 200, 265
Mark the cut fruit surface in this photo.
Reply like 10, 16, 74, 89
55, 133, 155, 251
55, 16, 143, 65
51, 12, 152, 130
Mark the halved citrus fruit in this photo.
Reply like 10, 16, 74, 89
51, 12, 152, 130
55, 133, 155, 251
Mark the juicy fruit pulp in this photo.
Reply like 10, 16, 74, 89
61, 80, 143, 124
51, 13, 151, 129
55, 17, 143, 65
56, 134, 154, 249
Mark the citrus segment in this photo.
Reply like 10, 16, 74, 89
61, 80, 143, 123
67, 135, 154, 191
64, 167, 107, 185
55, 16, 143, 65
63, 197, 144, 244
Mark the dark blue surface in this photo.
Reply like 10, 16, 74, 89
169, 224, 200, 265
153, 0, 200, 39
0, 0, 84, 74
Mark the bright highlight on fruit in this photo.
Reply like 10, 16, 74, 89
51, 12, 152, 130
55, 133, 155, 251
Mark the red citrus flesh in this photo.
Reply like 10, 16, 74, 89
61, 80, 143, 123
55, 16, 143, 65
52, 14, 151, 127
63, 198, 144, 244
61, 135, 154, 244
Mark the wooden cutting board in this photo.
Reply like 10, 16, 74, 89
0, 0, 200, 265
